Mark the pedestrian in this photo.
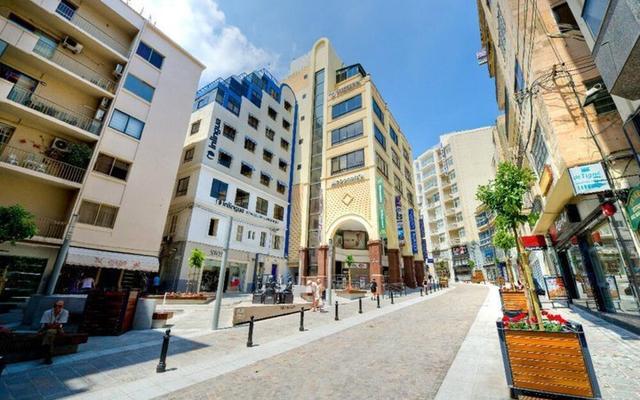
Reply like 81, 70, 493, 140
153, 275, 161, 294
315, 278, 324, 312
308, 280, 318, 311
39, 300, 69, 364
79, 273, 95, 293
370, 279, 377, 300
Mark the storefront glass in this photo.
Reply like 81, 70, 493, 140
200, 259, 247, 293
566, 244, 595, 307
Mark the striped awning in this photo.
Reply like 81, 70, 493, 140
66, 247, 159, 272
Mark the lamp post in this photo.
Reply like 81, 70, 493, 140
46, 214, 77, 295
212, 216, 233, 330
327, 238, 333, 305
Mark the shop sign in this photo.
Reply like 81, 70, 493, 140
376, 177, 387, 239
395, 196, 405, 243
331, 174, 365, 188
568, 162, 610, 195
625, 185, 640, 230
543, 276, 568, 300
215, 199, 280, 225
520, 235, 547, 250
328, 80, 361, 100
205, 118, 222, 160
408, 208, 418, 254
343, 231, 367, 250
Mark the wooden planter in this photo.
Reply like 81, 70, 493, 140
439, 278, 449, 288
497, 321, 601, 399
499, 289, 528, 313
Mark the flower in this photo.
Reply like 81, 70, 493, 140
530, 316, 538, 324
502, 315, 510, 322
541, 310, 548, 316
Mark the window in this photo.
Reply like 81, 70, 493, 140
497, 5, 507, 58
284, 101, 292, 112
403, 148, 410, 161
552, 3, 578, 31
274, 205, 284, 221
263, 149, 273, 163
175, 177, 189, 196
168, 214, 178, 235
136, 42, 164, 69
336, 64, 364, 83
260, 172, 271, 187
584, 78, 616, 114
331, 94, 362, 119
530, 123, 549, 175
277, 181, 286, 194
372, 98, 384, 123
331, 120, 363, 145
404, 167, 412, 182
183, 147, 194, 162
218, 151, 232, 168
56, 0, 77, 20
391, 149, 400, 168
273, 235, 282, 250
279, 159, 288, 172
514, 60, 525, 93
451, 183, 458, 194
236, 225, 244, 242
226, 97, 240, 115
256, 197, 269, 215
282, 119, 291, 131
394, 175, 403, 193
582, 0, 609, 38
376, 152, 388, 177
389, 126, 398, 145
374, 124, 386, 149
247, 230, 255, 240
407, 191, 414, 207
94, 153, 130, 181
268, 107, 277, 120
222, 124, 236, 141
109, 109, 145, 139
208, 219, 218, 236
280, 138, 290, 151
124, 74, 155, 102
235, 189, 250, 209
190, 120, 201, 135
248, 114, 259, 129
265, 127, 275, 141
240, 162, 253, 178
244, 137, 256, 152
78, 201, 118, 228
331, 149, 365, 175
210, 178, 228, 201
259, 232, 267, 247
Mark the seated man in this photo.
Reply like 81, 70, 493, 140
39, 300, 68, 364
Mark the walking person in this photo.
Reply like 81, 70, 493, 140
315, 278, 324, 312
370, 279, 377, 300
308, 280, 318, 311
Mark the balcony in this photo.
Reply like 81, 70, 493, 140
33, 215, 67, 240
0, 144, 86, 186
587, 0, 640, 99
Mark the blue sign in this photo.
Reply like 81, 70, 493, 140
408, 208, 418, 254
395, 196, 405, 242
569, 163, 610, 195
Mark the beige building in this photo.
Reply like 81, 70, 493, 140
0, 0, 204, 303
414, 127, 496, 281
284, 38, 424, 291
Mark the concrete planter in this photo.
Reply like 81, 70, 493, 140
497, 321, 601, 399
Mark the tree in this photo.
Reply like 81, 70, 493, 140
477, 162, 543, 329
493, 227, 516, 284
345, 255, 354, 289
0, 205, 38, 245
188, 248, 205, 293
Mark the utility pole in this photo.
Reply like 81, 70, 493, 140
212, 216, 233, 330
327, 238, 333, 304
46, 214, 77, 295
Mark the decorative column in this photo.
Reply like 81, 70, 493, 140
402, 255, 417, 288
316, 245, 329, 286
414, 260, 425, 286
298, 248, 309, 285
368, 240, 384, 294
387, 248, 402, 284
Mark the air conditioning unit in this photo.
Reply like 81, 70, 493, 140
62, 36, 84, 54
113, 64, 124, 79
99, 97, 111, 109
51, 138, 70, 152
94, 108, 106, 121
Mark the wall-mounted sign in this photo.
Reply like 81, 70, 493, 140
214, 199, 280, 225
395, 196, 405, 243
331, 174, 365, 188
419, 217, 428, 260
408, 208, 418, 254
206, 118, 222, 160
543, 276, 568, 300
520, 235, 547, 250
376, 177, 387, 239
625, 185, 640, 230
328, 81, 361, 100
343, 230, 367, 250
569, 162, 610, 195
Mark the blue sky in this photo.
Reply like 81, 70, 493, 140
135, 0, 498, 157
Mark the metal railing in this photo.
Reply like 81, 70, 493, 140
33, 38, 117, 93
34, 216, 67, 239
0, 144, 86, 183
7, 85, 102, 135
55, 1, 130, 57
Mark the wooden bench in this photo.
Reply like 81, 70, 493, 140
0, 331, 88, 364
152, 311, 174, 328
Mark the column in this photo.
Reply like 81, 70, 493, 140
403, 255, 417, 288
316, 245, 328, 286
368, 240, 384, 294
387, 248, 402, 284
414, 260, 425, 286
299, 248, 308, 285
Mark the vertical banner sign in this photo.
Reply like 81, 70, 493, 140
206, 118, 222, 160
376, 177, 387, 239
625, 185, 640, 231
395, 196, 405, 243
408, 208, 418, 254
419, 217, 428, 261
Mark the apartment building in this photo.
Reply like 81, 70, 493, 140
414, 127, 495, 281
284, 38, 424, 291
0, 0, 204, 304
477, 0, 640, 316
160, 69, 296, 293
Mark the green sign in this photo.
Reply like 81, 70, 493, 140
626, 186, 640, 230
376, 177, 387, 238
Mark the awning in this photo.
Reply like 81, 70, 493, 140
66, 247, 159, 272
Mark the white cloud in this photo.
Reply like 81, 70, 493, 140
126, 0, 279, 84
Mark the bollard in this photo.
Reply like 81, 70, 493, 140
420, 288, 423, 296
156, 329, 171, 373
299, 308, 305, 332
358, 297, 363, 314
391, 291, 394, 304
247, 316, 254, 347
334, 301, 340, 321
404, 287, 407, 296
377, 295, 380, 308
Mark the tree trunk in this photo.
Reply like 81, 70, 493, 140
512, 225, 544, 331
504, 257, 515, 288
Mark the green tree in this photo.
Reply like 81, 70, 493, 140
0, 204, 38, 245
493, 227, 516, 284
188, 248, 205, 293
345, 255, 354, 289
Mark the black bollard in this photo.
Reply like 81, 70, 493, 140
404, 287, 407, 296
247, 316, 254, 347
334, 301, 339, 321
391, 290, 394, 304
377, 294, 380, 308
358, 297, 363, 314
299, 308, 305, 332
156, 329, 171, 373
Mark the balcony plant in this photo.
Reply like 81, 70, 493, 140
62, 142, 92, 169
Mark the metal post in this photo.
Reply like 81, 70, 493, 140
212, 216, 234, 330
156, 329, 171, 373
327, 239, 334, 305
358, 297, 362, 314
376, 294, 380, 308
299, 307, 304, 332
420, 288, 423, 296
404, 286, 407, 296
46, 214, 77, 295
391, 291, 394, 304
334, 301, 339, 321
246, 316, 254, 347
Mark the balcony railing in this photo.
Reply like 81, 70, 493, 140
34, 216, 67, 239
33, 38, 117, 93
7, 85, 102, 135
0, 144, 86, 183
55, 1, 130, 57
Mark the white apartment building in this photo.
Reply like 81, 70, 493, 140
414, 127, 495, 281
161, 69, 296, 293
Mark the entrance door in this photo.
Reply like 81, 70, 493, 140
0, 255, 47, 302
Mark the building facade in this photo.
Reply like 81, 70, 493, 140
0, 0, 204, 303
160, 70, 296, 293
414, 127, 496, 281
477, 0, 640, 316
284, 38, 424, 291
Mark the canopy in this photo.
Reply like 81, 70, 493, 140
66, 247, 159, 272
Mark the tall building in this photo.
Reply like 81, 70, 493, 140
160, 70, 296, 293
284, 38, 424, 291
477, 0, 640, 316
414, 127, 495, 281
0, 0, 204, 303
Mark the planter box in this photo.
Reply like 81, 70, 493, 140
497, 321, 601, 399
439, 278, 449, 288
499, 289, 528, 313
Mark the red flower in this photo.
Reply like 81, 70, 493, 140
502, 315, 510, 322
530, 316, 538, 324
541, 310, 548, 316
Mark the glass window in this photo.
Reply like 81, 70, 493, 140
391, 149, 400, 168
248, 114, 259, 129
389, 126, 398, 145
244, 137, 256, 152
336, 64, 363, 83
265, 127, 275, 141
376, 152, 388, 177
274, 205, 284, 221
582, 0, 609, 38
273, 235, 282, 250
331, 94, 362, 119
260, 172, 271, 187
280, 138, 290, 151
78, 200, 118, 228
331, 120, 363, 145
210, 178, 228, 201
222, 124, 236, 141
331, 149, 365, 175
175, 177, 189, 196
531, 123, 549, 175
94, 153, 130, 181
109, 109, 145, 139
208, 219, 218, 236
268, 107, 277, 120
374, 124, 386, 149
256, 197, 268, 215
263, 149, 273, 163
124, 74, 155, 102
240, 162, 253, 178
372, 98, 384, 123
190, 120, 201, 135
515, 59, 525, 93
183, 147, 194, 163
235, 189, 250, 209
282, 119, 291, 131
277, 181, 286, 194
218, 151, 232, 168
279, 159, 288, 172
136, 42, 164, 69
236, 225, 244, 242
284, 101, 292, 112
